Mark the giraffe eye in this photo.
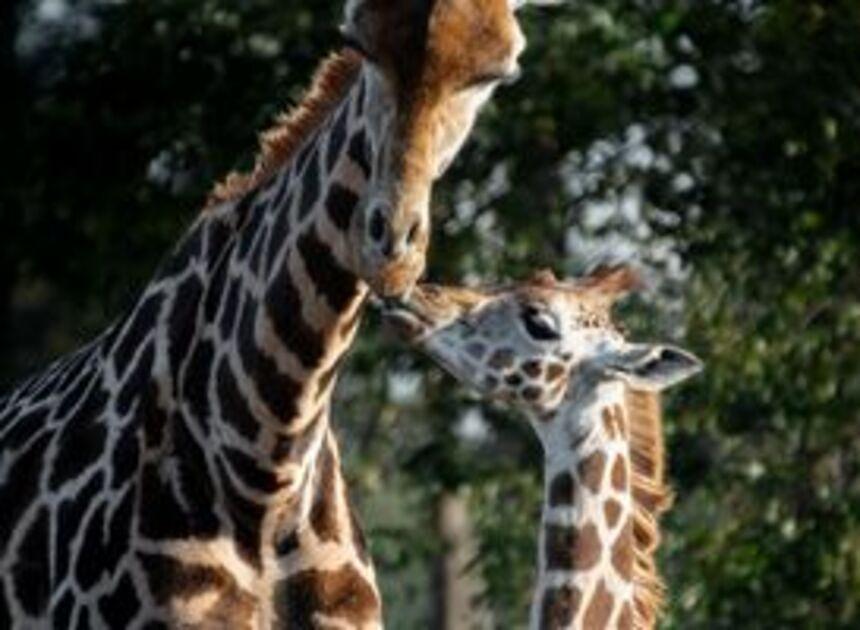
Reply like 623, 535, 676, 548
464, 67, 522, 90
521, 306, 560, 342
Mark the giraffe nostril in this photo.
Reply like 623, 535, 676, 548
405, 220, 421, 246
369, 208, 387, 243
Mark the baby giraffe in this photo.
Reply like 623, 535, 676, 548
380, 267, 702, 630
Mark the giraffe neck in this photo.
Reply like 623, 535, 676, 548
121, 62, 381, 624
142, 57, 370, 494
531, 382, 635, 630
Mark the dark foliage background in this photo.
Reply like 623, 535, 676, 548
2, 0, 858, 627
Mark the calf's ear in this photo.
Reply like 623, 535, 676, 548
605, 344, 703, 392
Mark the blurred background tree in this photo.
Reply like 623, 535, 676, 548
1, 0, 858, 627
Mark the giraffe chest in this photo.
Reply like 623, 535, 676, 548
129, 470, 384, 630
130, 531, 384, 630
124, 535, 275, 629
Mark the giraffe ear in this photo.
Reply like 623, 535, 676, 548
605, 344, 703, 391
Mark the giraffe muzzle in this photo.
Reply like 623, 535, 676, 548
377, 297, 431, 342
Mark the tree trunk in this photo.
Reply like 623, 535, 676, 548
431, 490, 494, 630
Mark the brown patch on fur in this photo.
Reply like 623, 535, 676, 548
582, 578, 614, 630
577, 451, 606, 494
611, 454, 628, 492
207, 50, 363, 208
548, 471, 575, 507
602, 408, 616, 439
207, 586, 258, 630
546, 362, 566, 382
545, 522, 601, 571
603, 499, 622, 529
505, 373, 523, 387
635, 599, 650, 623
540, 584, 582, 629
278, 563, 381, 626
611, 519, 634, 581
522, 385, 542, 401
488, 348, 515, 370
624, 388, 674, 629
523, 360, 543, 378
140, 552, 231, 604
617, 601, 633, 630
600, 405, 626, 443
138, 552, 256, 626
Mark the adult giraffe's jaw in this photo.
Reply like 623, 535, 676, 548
377, 298, 432, 342
377, 283, 459, 342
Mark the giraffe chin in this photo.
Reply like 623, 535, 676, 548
378, 302, 428, 342
364, 260, 422, 299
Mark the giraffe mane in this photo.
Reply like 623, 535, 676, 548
624, 387, 674, 630
205, 48, 364, 209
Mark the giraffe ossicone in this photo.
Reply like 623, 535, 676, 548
380, 266, 702, 630
0, 1, 525, 627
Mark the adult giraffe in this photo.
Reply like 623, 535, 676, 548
381, 268, 702, 629
0, 1, 526, 627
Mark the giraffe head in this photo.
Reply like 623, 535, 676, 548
381, 267, 702, 416
341, 0, 526, 295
